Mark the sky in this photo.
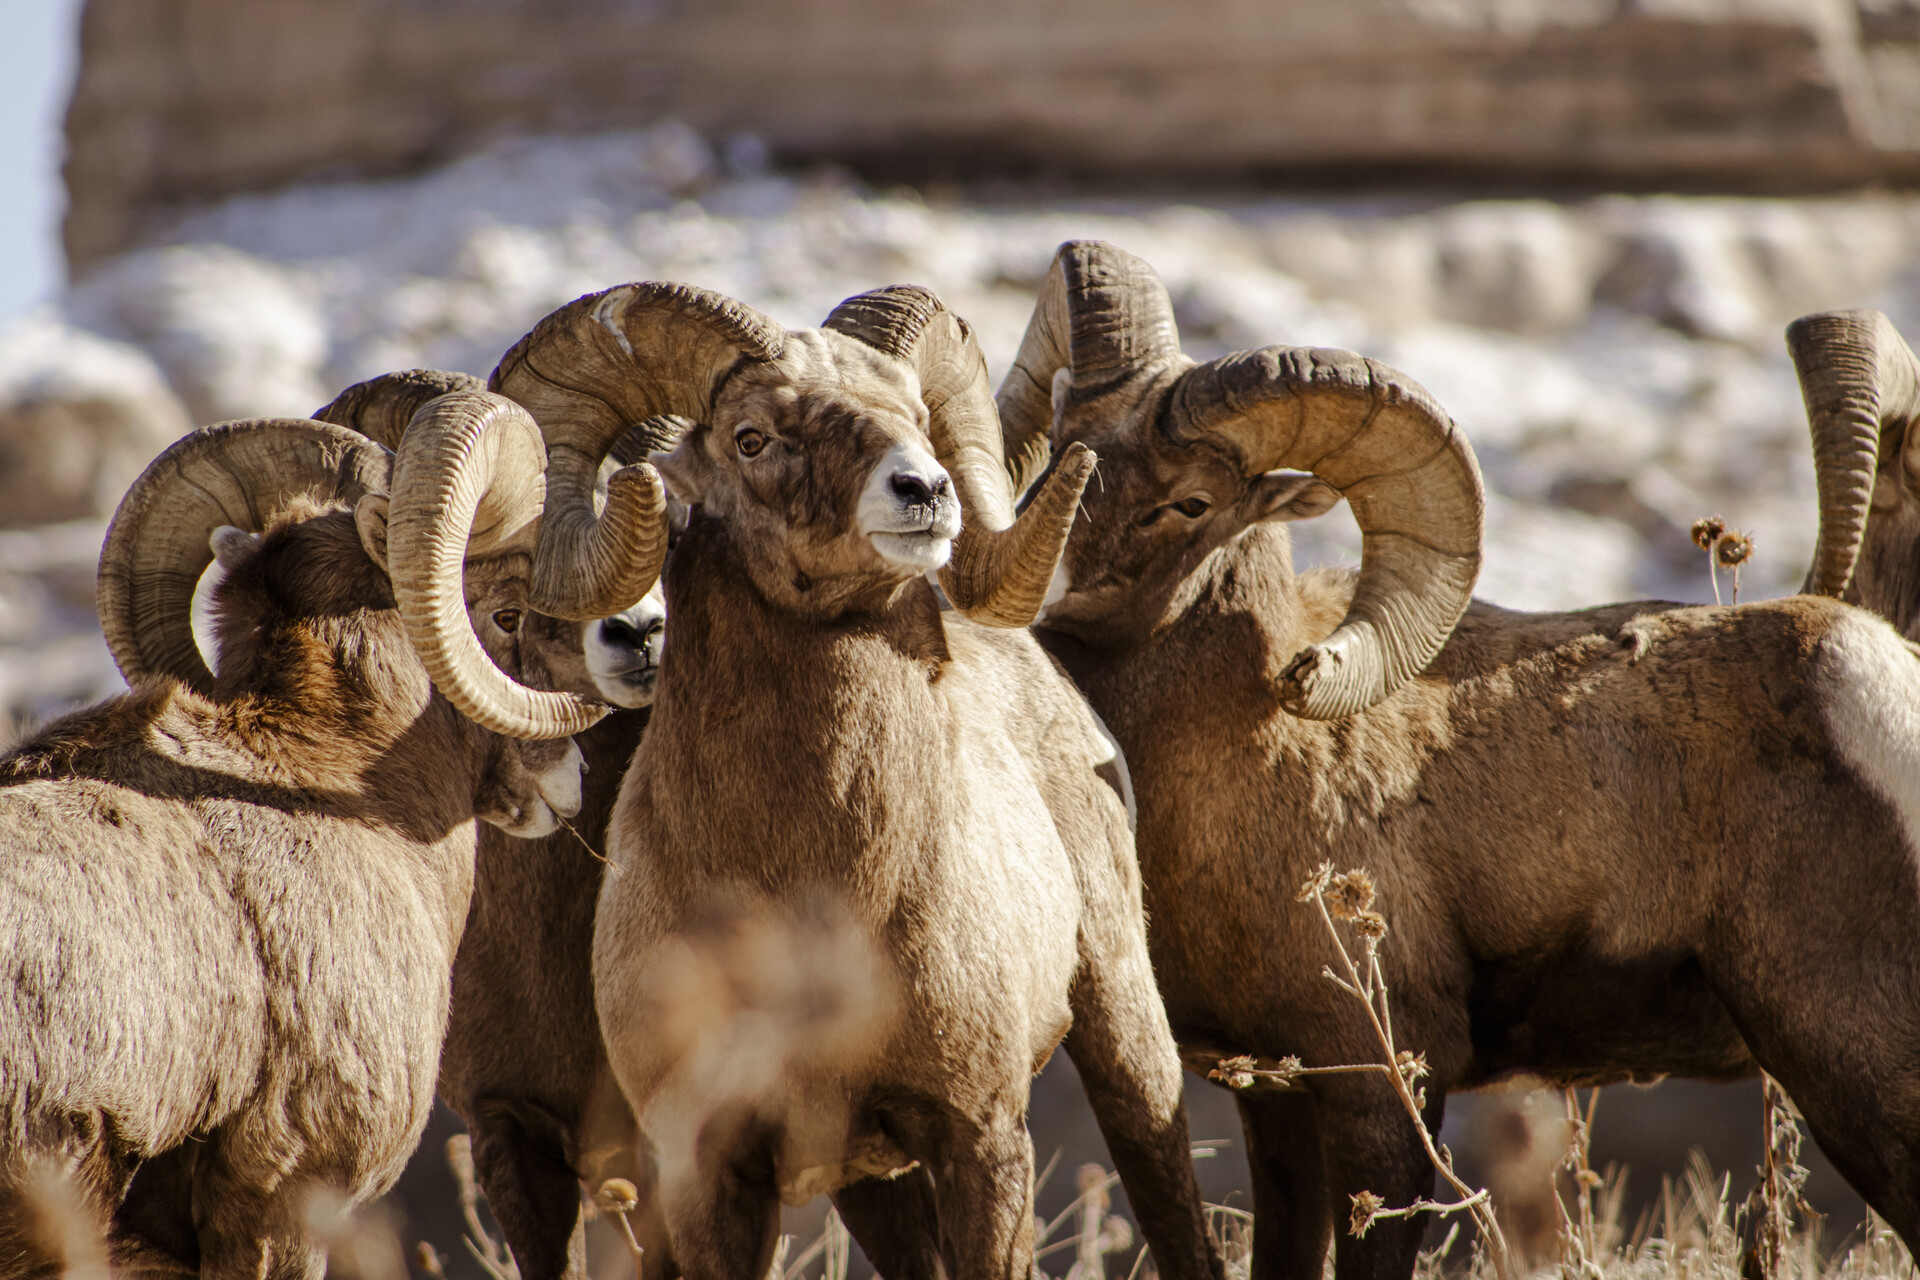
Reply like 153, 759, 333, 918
1, 0, 83, 323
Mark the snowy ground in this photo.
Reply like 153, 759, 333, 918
8, 121, 1920, 727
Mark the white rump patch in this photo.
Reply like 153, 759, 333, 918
1817, 611, 1920, 858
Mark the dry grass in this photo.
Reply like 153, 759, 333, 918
19, 866, 1915, 1280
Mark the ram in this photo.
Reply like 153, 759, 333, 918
487, 280, 1223, 1280
318, 367, 675, 1280
0, 389, 663, 1279
1011, 240, 1920, 1280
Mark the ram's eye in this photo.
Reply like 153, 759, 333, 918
492, 609, 522, 634
1172, 497, 1211, 519
735, 428, 767, 457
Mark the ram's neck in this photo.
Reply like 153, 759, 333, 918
1045, 529, 1333, 736
638, 531, 955, 884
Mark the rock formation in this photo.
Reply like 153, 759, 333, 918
62, 0, 1920, 273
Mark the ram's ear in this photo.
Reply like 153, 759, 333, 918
210, 525, 260, 568
355, 493, 392, 571
652, 441, 713, 507
1251, 473, 1340, 524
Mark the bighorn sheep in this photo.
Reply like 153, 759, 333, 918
317, 367, 674, 1280
1788, 309, 1920, 638
1012, 240, 1920, 1280
0, 387, 665, 1278
489, 280, 1222, 1280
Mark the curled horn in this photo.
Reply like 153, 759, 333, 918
1003, 240, 1483, 720
996, 240, 1188, 499
1164, 349, 1483, 720
825, 285, 1095, 628
385, 389, 621, 738
314, 369, 487, 450
98, 420, 393, 692
491, 282, 784, 619
1786, 309, 1920, 598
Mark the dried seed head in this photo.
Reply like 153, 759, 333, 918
1691, 516, 1726, 551
1209, 1055, 1259, 1090
1351, 910, 1389, 941
1350, 1189, 1385, 1237
1714, 530, 1754, 568
596, 1178, 640, 1215
1076, 1162, 1111, 1213
1395, 1049, 1430, 1084
1326, 869, 1377, 920
1297, 861, 1334, 903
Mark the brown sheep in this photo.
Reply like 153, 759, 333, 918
1009, 240, 1920, 1280
0, 390, 665, 1279
314, 368, 679, 1280
487, 279, 1222, 1280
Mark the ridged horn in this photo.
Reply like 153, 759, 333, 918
491, 282, 784, 618
314, 369, 488, 451
98, 419, 392, 693
996, 241, 1187, 498
385, 390, 617, 739
1786, 309, 1920, 598
1164, 349, 1484, 720
825, 284, 1096, 627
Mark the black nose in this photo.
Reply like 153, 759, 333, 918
890, 471, 947, 506
600, 616, 639, 646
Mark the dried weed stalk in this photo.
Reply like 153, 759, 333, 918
596, 1177, 646, 1280
1557, 1088, 1608, 1280
1744, 1073, 1820, 1280
1208, 864, 1512, 1280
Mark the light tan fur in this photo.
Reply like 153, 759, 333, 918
0, 501, 610, 1280
590, 327, 1222, 1280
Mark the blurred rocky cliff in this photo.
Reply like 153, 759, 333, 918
59, 0, 1920, 270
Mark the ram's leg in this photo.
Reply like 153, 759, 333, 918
1727, 957, 1920, 1250
932, 1116, 1035, 1280
192, 1153, 326, 1280
577, 1071, 680, 1280
1315, 1082, 1443, 1280
1064, 941, 1223, 1279
1237, 1087, 1333, 1280
658, 1119, 782, 1280
465, 1098, 587, 1280
832, 1166, 945, 1280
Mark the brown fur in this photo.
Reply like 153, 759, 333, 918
591, 330, 1223, 1280
0, 503, 599, 1279
1037, 413, 1920, 1280
437, 708, 670, 1280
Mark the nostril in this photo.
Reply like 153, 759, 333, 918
890, 472, 937, 506
600, 616, 642, 647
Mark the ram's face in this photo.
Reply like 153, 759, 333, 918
1039, 397, 1338, 645
655, 330, 960, 615
457, 555, 664, 711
